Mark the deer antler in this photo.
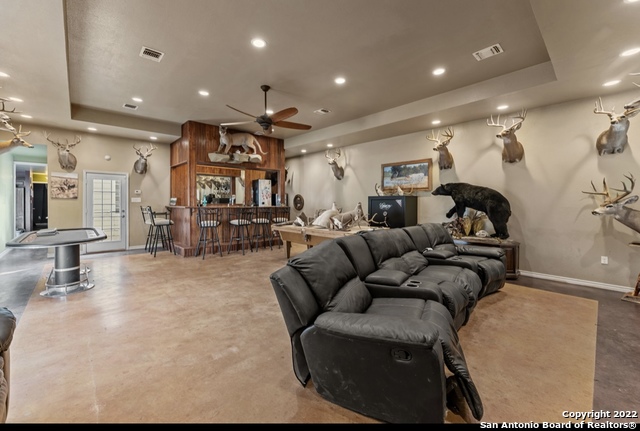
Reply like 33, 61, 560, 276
325, 148, 341, 162
594, 97, 615, 118
583, 174, 636, 204
441, 127, 454, 143
487, 115, 507, 130
426, 130, 440, 144
0, 98, 19, 114
509, 109, 527, 131
66, 135, 81, 149
44, 131, 62, 148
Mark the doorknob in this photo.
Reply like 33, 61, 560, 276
121, 210, 126, 218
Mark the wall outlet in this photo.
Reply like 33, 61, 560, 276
134, 190, 142, 195
601, 256, 609, 265
131, 197, 141, 203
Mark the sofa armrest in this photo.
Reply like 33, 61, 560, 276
457, 245, 505, 259
364, 269, 409, 286
424, 256, 479, 274
422, 249, 457, 259
312, 311, 440, 347
367, 283, 444, 304
0, 308, 16, 352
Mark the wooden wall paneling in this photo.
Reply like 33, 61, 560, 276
170, 163, 190, 207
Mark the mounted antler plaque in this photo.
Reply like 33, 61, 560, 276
45, 132, 81, 172
487, 109, 527, 163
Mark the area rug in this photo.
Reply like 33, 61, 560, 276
7, 247, 597, 423
448, 283, 598, 424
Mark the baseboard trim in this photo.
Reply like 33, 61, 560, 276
519, 270, 633, 293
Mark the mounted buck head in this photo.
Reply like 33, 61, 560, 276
582, 173, 640, 236
593, 97, 640, 156
487, 109, 527, 163
133, 143, 157, 174
0, 99, 32, 155
45, 132, 80, 172
0, 124, 32, 155
325, 148, 344, 180
427, 127, 455, 170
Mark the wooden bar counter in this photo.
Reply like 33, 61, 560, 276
167, 205, 290, 257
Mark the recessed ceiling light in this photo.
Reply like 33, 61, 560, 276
327, 143, 333, 147
87, 127, 97, 131
0, 72, 9, 78
251, 38, 266, 48
620, 47, 640, 57
132, 97, 143, 103
603, 80, 621, 87
497, 105, 509, 110
334, 77, 346, 85
198, 90, 209, 96
431, 120, 441, 125
432, 68, 446, 76
301, 149, 307, 153
150, 136, 158, 140
21, 114, 32, 119
624, 0, 639, 4
8, 97, 22, 102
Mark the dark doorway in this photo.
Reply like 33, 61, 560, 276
33, 183, 48, 230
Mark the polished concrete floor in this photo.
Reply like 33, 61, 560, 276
0, 241, 638, 423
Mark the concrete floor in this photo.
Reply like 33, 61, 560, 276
0, 244, 638, 422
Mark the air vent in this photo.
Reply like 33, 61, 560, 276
314, 108, 331, 115
123, 103, 139, 110
139, 46, 164, 62
472, 43, 504, 61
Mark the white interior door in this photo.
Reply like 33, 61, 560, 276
84, 172, 128, 253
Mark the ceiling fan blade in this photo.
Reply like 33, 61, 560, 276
226, 105, 258, 119
220, 121, 255, 126
274, 120, 312, 130
269, 107, 298, 123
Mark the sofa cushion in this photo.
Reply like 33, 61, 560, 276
326, 277, 372, 313
288, 240, 370, 312
335, 234, 377, 280
361, 228, 422, 268
420, 223, 455, 247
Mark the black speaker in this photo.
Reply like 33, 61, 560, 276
367, 196, 417, 228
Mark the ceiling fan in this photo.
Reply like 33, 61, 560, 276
221, 85, 312, 135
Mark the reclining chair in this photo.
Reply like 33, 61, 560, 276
404, 224, 507, 298
269, 240, 483, 423
0, 308, 16, 423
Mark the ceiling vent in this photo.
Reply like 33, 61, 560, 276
123, 103, 139, 110
314, 108, 331, 115
472, 43, 504, 61
139, 46, 164, 62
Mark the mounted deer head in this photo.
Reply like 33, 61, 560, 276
0, 124, 32, 155
45, 132, 80, 172
487, 109, 527, 163
582, 173, 640, 237
133, 143, 157, 174
427, 127, 455, 170
325, 148, 344, 180
0, 99, 32, 155
593, 97, 640, 155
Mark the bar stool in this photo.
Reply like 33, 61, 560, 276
140, 206, 154, 252
251, 207, 273, 251
271, 206, 290, 249
196, 205, 223, 259
147, 206, 176, 257
227, 207, 254, 255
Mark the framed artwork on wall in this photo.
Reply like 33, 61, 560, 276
50, 172, 79, 199
381, 158, 433, 192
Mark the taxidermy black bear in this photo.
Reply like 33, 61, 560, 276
432, 182, 512, 239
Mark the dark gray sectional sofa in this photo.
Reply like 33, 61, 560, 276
269, 222, 507, 423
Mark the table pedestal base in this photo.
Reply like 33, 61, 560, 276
42, 265, 93, 297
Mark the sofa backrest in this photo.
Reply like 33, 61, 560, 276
335, 234, 377, 280
360, 228, 428, 275
420, 223, 457, 253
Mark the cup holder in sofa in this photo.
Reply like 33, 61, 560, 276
403, 279, 422, 288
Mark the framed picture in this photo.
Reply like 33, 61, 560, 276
50, 172, 79, 199
381, 158, 433, 192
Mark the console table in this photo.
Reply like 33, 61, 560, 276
454, 236, 520, 279
6, 228, 107, 297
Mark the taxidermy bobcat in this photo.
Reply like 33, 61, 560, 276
218, 126, 268, 155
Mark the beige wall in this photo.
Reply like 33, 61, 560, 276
285, 88, 640, 291
40, 126, 171, 249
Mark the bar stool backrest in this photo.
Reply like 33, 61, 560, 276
252, 207, 272, 224
230, 207, 254, 225
272, 206, 290, 224
197, 206, 221, 227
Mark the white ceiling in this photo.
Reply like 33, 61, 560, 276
2, 0, 640, 159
